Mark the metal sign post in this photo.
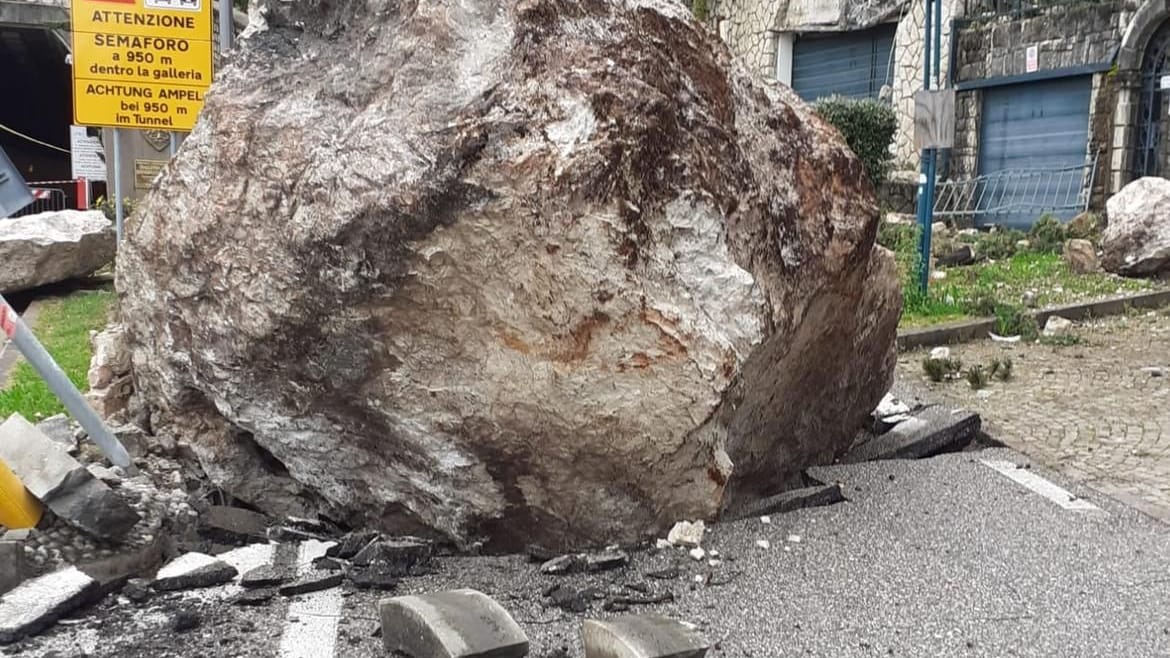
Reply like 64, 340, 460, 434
113, 128, 124, 242
915, 0, 945, 295
0, 296, 134, 470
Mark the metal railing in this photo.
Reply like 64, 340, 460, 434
7, 186, 67, 218
933, 155, 1097, 227
962, 0, 1110, 20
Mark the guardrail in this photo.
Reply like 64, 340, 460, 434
932, 156, 1097, 228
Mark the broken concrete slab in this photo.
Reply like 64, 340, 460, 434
0, 414, 141, 541
279, 571, 343, 596
729, 483, 846, 521
352, 536, 433, 575
0, 567, 99, 644
379, 588, 529, 658
199, 505, 271, 544
582, 614, 709, 658
240, 565, 290, 589
152, 552, 239, 591
841, 407, 982, 463
0, 532, 29, 595
231, 587, 277, 607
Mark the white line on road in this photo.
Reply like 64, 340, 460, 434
278, 539, 342, 658
178, 542, 277, 602
981, 459, 1102, 511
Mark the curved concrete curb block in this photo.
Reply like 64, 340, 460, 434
378, 588, 529, 657
583, 614, 709, 658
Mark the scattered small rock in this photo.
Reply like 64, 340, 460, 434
172, 610, 201, 632
1141, 366, 1167, 377
688, 548, 705, 562
666, 520, 704, 548
524, 545, 558, 564
351, 537, 432, 576
347, 566, 400, 591
645, 567, 680, 580
122, 579, 151, 604
755, 540, 770, 550
1043, 315, 1073, 336
786, 535, 802, 543
929, 347, 950, 361
760, 516, 771, 525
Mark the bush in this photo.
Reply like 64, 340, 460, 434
966, 365, 989, 390
993, 303, 1039, 339
975, 228, 1026, 261
93, 195, 134, 222
813, 96, 897, 187
1027, 215, 1066, 254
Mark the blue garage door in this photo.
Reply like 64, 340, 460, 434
791, 25, 896, 102
977, 76, 1092, 228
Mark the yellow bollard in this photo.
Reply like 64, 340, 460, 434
0, 456, 42, 529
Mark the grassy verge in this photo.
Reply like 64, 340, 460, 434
0, 289, 116, 420
882, 218, 1164, 330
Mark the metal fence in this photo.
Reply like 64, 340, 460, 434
961, 0, 1108, 20
932, 156, 1097, 228
3, 179, 84, 219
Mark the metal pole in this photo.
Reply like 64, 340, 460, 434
916, 0, 935, 294
933, 0, 943, 90
218, 0, 232, 53
0, 296, 134, 471
112, 128, 123, 244
169, 133, 177, 157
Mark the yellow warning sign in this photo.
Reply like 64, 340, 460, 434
74, 81, 206, 130
71, 0, 213, 131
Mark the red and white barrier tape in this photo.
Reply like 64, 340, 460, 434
0, 303, 15, 339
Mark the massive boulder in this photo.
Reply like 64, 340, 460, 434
117, 0, 902, 550
0, 210, 114, 294
1102, 177, 1170, 276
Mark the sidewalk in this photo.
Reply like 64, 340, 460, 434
897, 309, 1170, 522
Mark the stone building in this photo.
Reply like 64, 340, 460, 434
710, 0, 1170, 227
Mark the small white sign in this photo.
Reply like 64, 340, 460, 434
1026, 45, 1039, 73
1160, 75, 1170, 90
69, 126, 106, 182
143, 0, 202, 11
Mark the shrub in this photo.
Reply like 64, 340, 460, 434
975, 228, 1026, 261
922, 356, 963, 382
93, 195, 134, 222
1027, 215, 1066, 254
813, 96, 897, 187
966, 365, 989, 390
993, 303, 1039, 339
878, 219, 918, 253
989, 358, 1013, 381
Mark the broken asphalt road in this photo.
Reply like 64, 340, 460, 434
9, 447, 1170, 658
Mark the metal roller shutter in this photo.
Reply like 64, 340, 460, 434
977, 76, 1092, 228
791, 25, 896, 102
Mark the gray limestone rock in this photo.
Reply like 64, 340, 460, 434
0, 567, 98, 644
379, 589, 529, 658
152, 552, 238, 591
117, 0, 902, 550
1102, 177, 1170, 276
0, 210, 114, 294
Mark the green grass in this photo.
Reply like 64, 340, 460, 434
900, 251, 1161, 327
0, 290, 116, 420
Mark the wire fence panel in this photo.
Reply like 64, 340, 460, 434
933, 155, 1097, 228
7, 188, 67, 218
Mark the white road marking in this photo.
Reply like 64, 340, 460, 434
278, 539, 342, 658
981, 459, 1102, 511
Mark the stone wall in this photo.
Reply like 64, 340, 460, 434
713, 0, 784, 76
953, 2, 1127, 84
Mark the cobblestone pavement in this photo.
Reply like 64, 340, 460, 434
897, 308, 1170, 522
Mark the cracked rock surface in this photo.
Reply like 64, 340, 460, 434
117, 0, 901, 550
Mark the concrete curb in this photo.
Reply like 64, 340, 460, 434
897, 289, 1170, 351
